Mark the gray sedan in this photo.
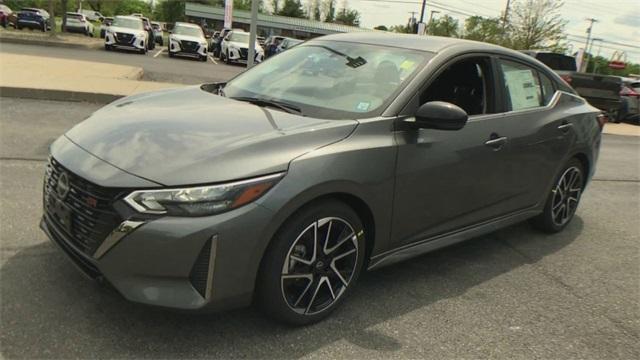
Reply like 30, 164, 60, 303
41, 32, 603, 325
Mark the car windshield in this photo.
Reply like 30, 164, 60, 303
223, 41, 431, 119
174, 26, 203, 37
112, 17, 142, 30
229, 32, 250, 43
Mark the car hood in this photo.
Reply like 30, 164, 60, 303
108, 26, 144, 36
170, 34, 205, 43
228, 40, 261, 51
64, 86, 358, 186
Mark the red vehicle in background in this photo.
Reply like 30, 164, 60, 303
0, 4, 17, 28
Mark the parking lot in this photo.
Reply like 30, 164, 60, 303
0, 42, 244, 85
0, 95, 638, 358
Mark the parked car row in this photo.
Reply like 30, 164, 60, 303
522, 51, 640, 124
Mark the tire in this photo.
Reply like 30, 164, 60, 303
224, 50, 231, 64
104, 44, 111, 51
256, 200, 366, 325
168, 49, 174, 58
200, 55, 207, 62
530, 158, 585, 233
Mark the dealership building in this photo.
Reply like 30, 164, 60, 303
185, 2, 368, 39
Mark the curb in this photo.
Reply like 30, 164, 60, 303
0, 35, 102, 50
0, 86, 122, 104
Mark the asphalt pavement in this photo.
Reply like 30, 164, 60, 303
0, 97, 639, 359
0, 43, 244, 85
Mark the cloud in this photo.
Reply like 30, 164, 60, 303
615, 13, 640, 28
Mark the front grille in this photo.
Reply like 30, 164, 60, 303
43, 157, 123, 256
180, 40, 199, 53
240, 48, 248, 60
189, 239, 212, 298
115, 32, 134, 44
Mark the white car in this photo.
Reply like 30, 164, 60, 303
64, 12, 94, 36
168, 22, 208, 61
221, 30, 264, 65
104, 15, 148, 54
79, 9, 103, 21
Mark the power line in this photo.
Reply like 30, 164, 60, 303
567, 33, 640, 50
360, 0, 492, 18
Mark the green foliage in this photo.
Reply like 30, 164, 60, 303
153, 0, 186, 22
585, 55, 640, 77
334, 6, 359, 27
427, 15, 458, 37
389, 24, 412, 33
508, 0, 567, 50
323, 0, 335, 22
463, 16, 505, 45
277, 0, 305, 18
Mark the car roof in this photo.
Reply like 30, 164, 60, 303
115, 15, 142, 21
318, 32, 516, 54
174, 22, 201, 28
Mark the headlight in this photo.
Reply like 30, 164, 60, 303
124, 173, 283, 216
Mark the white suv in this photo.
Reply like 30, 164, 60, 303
221, 30, 264, 65
168, 22, 208, 61
104, 15, 148, 54
64, 12, 94, 36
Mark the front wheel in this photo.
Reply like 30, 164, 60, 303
224, 50, 231, 64
530, 158, 585, 233
257, 200, 366, 325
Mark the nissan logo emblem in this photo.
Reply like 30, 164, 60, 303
56, 172, 70, 199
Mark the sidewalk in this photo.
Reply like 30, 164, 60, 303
603, 122, 640, 137
0, 53, 183, 103
0, 27, 104, 50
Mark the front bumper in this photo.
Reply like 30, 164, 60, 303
41, 150, 277, 312
169, 39, 207, 58
227, 47, 263, 63
105, 32, 145, 50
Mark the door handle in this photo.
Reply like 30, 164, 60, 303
558, 122, 573, 133
485, 135, 508, 150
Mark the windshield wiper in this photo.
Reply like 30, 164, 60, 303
231, 96, 303, 115
313, 45, 367, 68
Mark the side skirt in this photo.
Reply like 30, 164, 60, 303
367, 208, 541, 270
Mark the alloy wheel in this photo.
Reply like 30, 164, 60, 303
551, 166, 583, 226
281, 217, 359, 315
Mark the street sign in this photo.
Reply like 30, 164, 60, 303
608, 61, 626, 70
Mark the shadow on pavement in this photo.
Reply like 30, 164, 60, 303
0, 218, 583, 358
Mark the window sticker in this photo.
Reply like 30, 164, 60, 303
503, 68, 540, 110
356, 102, 371, 112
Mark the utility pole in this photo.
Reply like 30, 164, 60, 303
426, 10, 439, 34
592, 40, 604, 74
418, 0, 427, 26
581, 18, 598, 72
247, 0, 259, 68
48, 0, 55, 37
501, 0, 510, 31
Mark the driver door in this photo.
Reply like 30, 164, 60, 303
391, 55, 518, 246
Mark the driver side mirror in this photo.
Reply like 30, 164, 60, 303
409, 101, 468, 130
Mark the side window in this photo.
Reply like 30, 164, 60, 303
539, 72, 556, 105
420, 57, 495, 116
499, 59, 543, 111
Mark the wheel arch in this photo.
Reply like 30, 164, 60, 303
253, 189, 378, 298
572, 152, 591, 187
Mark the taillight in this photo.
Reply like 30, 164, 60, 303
560, 74, 572, 85
596, 112, 608, 129
620, 86, 639, 97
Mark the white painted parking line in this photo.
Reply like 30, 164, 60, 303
209, 55, 218, 64
153, 49, 164, 58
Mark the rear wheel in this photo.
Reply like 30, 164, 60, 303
257, 200, 366, 325
104, 44, 112, 51
531, 158, 584, 233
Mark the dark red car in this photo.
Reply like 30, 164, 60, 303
0, 4, 17, 28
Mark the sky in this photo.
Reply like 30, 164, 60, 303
344, 0, 640, 63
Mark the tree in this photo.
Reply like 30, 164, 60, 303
374, 25, 388, 31
271, 0, 280, 14
277, 0, 305, 18
322, 0, 335, 22
334, 3, 359, 26
308, 0, 321, 21
48, 0, 56, 37
508, 0, 567, 50
390, 24, 412, 33
427, 15, 458, 37
463, 16, 506, 46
